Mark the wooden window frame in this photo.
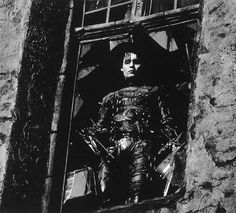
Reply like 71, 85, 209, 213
80, 0, 199, 29
76, 4, 199, 43
82, 0, 136, 26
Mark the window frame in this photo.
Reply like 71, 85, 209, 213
76, 4, 199, 43
82, 0, 137, 26
59, 2, 200, 212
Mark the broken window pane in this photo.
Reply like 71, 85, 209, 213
109, 3, 132, 21
85, 0, 108, 12
84, 10, 107, 26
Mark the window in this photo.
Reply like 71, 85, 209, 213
79, 0, 199, 27
61, 1, 199, 212
83, 0, 133, 26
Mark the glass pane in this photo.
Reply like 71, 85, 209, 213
142, 0, 175, 16
152, 0, 174, 13
85, 0, 108, 12
109, 3, 132, 21
84, 10, 107, 26
142, 0, 199, 16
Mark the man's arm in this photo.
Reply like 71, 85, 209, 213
96, 92, 114, 133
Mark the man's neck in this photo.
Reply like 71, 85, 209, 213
124, 77, 140, 87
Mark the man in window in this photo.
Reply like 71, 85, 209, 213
79, 41, 183, 206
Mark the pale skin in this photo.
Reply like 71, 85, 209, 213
121, 52, 141, 78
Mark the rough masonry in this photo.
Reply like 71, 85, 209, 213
177, 0, 236, 212
0, 0, 69, 212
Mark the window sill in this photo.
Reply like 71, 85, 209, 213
95, 188, 184, 213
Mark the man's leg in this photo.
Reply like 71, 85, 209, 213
128, 139, 152, 203
97, 160, 114, 204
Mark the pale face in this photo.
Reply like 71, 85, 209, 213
121, 52, 141, 78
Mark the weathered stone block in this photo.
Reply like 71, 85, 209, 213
0, 74, 18, 118
0, 120, 13, 204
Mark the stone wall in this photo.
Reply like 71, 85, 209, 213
0, 0, 69, 212
178, 0, 236, 212
0, 0, 32, 206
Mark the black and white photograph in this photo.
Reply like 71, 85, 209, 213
0, 0, 236, 213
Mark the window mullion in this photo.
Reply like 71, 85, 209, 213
174, 0, 178, 9
81, 0, 86, 27
131, 0, 138, 18
149, 0, 153, 15
106, 0, 112, 23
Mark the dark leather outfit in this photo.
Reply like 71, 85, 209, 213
94, 84, 179, 204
